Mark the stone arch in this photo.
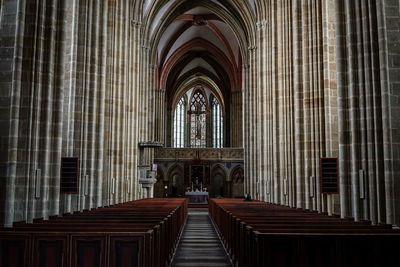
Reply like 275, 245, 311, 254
210, 164, 227, 198
159, 38, 237, 90
167, 163, 185, 197
154, 167, 165, 198
170, 75, 226, 112
145, 0, 256, 66
169, 65, 228, 103
230, 165, 244, 198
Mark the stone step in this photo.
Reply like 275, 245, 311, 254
173, 262, 231, 267
178, 245, 222, 249
175, 251, 228, 257
174, 256, 230, 262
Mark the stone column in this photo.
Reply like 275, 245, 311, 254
150, 88, 165, 143
206, 110, 212, 147
253, 1, 338, 212
139, 171, 157, 198
165, 107, 172, 147
231, 91, 243, 147
0, 0, 24, 227
0, 0, 68, 226
321, 0, 339, 216
377, 0, 400, 226
335, 0, 397, 224
242, 63, 251, 195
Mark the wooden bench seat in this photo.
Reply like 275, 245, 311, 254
0, 198, 187, 267
209, 198, 400, 267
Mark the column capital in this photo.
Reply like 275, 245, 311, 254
248, 46, 257, 52
153, 88, 166, 93
131, 20, 142, 28
256, 20, 268, 29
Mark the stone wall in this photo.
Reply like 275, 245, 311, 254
231, 90, 243, 147
242, 0, 399, 225
0, 0, 144, 227
0, 0, 21, 226
379, 0, 400, 225
1, 0, 399, 227
335, 0, 400, 225
0, 0, 67, 226
245, 0, 339, 214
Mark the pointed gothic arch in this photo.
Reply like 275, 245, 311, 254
144, 0, 256, 65
230, 165, 244, 198
167, 163, 185, 197
154, 167, 165, 197
210, 164, 228, 197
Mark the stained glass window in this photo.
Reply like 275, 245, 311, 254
173, 97, 185, 147
212, 97, 223, 148
172, 88, 224, 148
190, 90, 207, 147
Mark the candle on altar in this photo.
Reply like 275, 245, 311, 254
201, 183, 203, 191
191, 182, 193, 191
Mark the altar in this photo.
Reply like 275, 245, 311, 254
185, 191, 209, 203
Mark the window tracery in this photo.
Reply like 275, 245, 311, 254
172, 87, 224, 148
212, 97, 223, 148
173, 97, 185, 148
190, 90, 207, 148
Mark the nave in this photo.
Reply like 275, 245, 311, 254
171, 209, 232, 267
1, 0, 400, 231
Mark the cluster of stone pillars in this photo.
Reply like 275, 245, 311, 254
243, 0, 400, 225
1, 0, 399, 227
0, 0, 149, 226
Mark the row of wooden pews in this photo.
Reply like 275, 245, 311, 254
0, 198, 187, 267
209, 199, 400, 267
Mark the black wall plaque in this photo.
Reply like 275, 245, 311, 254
320, 158, 339, 194
60, 157, 78, 194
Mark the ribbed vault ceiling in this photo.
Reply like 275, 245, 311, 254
151, 3, 244, 107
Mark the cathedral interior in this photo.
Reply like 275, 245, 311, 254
1, 0, 400, 265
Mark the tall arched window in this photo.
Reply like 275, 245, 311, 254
189, 90, 207, 147
172, 87, 224, 148
212, 97, 223, 148
173, 97, 185, 147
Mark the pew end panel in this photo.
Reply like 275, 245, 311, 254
0, 234, 31, 267
109, 234, 144, 267
33, 234, 68, 267
255, 233, 400, 267
71, 234, 107, 267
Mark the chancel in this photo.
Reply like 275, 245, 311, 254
1, 0, 400, 266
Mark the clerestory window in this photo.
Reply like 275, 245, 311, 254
173, 97, 185, 148
211, 97, 223, 148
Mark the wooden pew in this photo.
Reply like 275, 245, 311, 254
0, 198, 187, 267
209, 198, 400, 267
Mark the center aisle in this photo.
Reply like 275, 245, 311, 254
171, 209, 232, 267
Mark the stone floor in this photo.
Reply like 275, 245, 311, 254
171, 209, 232, 267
